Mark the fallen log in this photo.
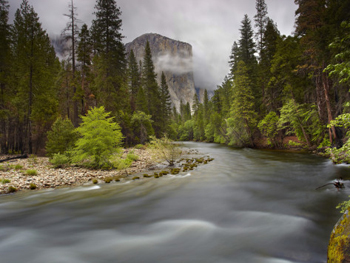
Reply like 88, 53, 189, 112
0, 154, 28, 163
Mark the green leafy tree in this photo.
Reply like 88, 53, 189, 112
149, 135, 182, 166
72, 106, 123, 168
258, 111, 279, 147
278, 99, 324, 146
46, 117, 77, 157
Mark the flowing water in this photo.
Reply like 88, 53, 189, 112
0, 142, 349, 263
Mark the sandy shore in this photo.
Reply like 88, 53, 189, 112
0, 148, 155, 195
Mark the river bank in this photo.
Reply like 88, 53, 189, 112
0, 148, 155, 195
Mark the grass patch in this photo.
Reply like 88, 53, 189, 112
0, 179, 11, 184
29, 183, 37, 190
25, 169, 38, 176
14, 164, 23, 170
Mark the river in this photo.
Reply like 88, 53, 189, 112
0, 142, 349, 263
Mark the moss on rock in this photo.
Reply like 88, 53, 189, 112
328, 210, 350, 262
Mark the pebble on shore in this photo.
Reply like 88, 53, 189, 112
0, 149, 154, 195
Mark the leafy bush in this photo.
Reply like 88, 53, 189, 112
25, 169, 38, 176
46, 117, 77, 157
258, 111, 279, 147
149, 136, 182, 166
71, 106, 123, 168
50, 153, 70, 168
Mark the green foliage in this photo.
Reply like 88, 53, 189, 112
25, 169, 38, 176
227, 61, 257, 147
46, 117, 77, 157
325, 21, 350, 85
131, 111, 154, 144
258, 111, 279, 146
278, 99, 323, 146
92, 179, 98, 184
178, 120, 194, 141
149, 135, 182, 166
50, 153, 70, 168
327, 113, 350, 163
71, 106, 123, 168
29, 183, 37, 190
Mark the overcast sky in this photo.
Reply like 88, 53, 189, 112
8, 0, 297, 90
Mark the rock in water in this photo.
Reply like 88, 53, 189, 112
125, 33, 196, 112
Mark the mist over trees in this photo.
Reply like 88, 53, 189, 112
1, 0, 350, 159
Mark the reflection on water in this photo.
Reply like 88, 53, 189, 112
0, 142, 348, 263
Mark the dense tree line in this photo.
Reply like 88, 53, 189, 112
0, 0, 172, 154
173, 0, 350, 153
2, 0, 350, 157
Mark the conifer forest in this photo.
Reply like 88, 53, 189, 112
1, 0, 350, 163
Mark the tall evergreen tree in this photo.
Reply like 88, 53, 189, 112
238, 15, 257, 68
61, 0, 80, 126
0, 0, 10, 153
160, 71, 172, 133
254, 0, 268, 58
294, 0, 337, 143
128, 49, 140, 112
91, 0, 127, 114
77, 23, 93, 115
227, 61, 257, 147
142, 41, 161, 135
12, 0, 59, 153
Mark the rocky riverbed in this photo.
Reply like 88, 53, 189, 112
0, 148, 155, 195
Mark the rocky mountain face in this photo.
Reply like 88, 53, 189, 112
125, 33, 197, 112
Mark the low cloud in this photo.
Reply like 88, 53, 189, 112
155, 51, 193, 75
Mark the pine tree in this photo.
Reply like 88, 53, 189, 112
91, 0, 127, 114
238, 14, 259, 111
259, 18, 280, 112
91, 0, 125, 75
160, 71, 172, 133
238, 15, 257, 69
227, 61, 257, 147
136, 86, 148, 114
294, 0, 337, 143
142, 41, 161, 135
61, 0, 80, 126
254, 0, 268, 58
229, 41, 239, 78
77, 23, 93, 115
128, 49, 140, 112
12, 0, 59, 154
203, 89, 210, 125
0, 0, 10, 153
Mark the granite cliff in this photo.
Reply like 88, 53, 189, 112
125, 33, 197, 112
